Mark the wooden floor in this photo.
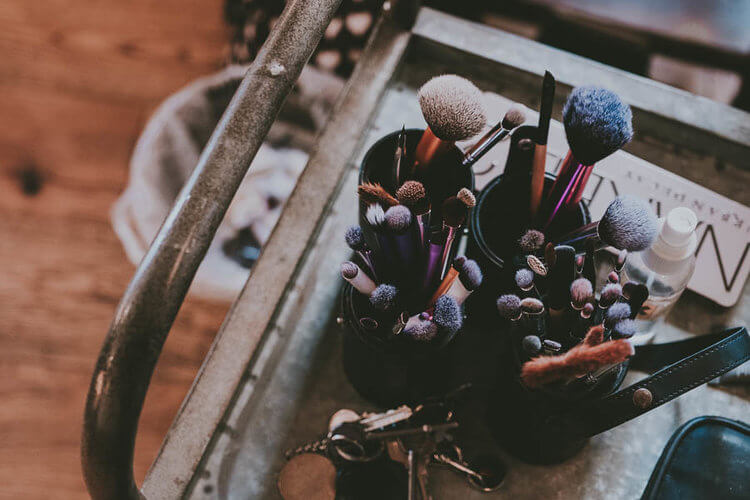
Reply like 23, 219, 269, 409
0, 1, 231, 497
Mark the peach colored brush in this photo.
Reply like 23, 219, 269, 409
583, 325, 605, 347
521, 337, 633, 388
358, 182, 399, 207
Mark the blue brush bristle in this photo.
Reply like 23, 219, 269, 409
433, 295, 462, 334
605, 302, 632, 328
496, 294, 521, 319
563, 86, 633, 165
345, 225, 365, 251
598, 196, 658, 251
613, 319, 637, 339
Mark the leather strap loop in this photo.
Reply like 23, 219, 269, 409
552, 327, 750, 440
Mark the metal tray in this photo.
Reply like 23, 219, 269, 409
130, 6, 750, 499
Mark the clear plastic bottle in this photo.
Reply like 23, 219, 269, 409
621, 207, 698, 344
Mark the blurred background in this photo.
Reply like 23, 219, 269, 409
1, 0, 747, 498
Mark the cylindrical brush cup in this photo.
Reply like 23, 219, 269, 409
340, 128, 475, 407
466, 126, 633, 464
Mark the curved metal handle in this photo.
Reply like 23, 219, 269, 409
80, 1, 342, 498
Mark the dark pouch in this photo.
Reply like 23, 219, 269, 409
641, 416, 750, 500
489, 327, 750, 463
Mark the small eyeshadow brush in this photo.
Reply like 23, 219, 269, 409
462, 107, 526, 167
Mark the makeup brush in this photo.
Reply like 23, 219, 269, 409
542, 339, 562, 355
537, 86, 633, 230
497, 294, 522, 321
358, 182, 399, 208
429, 256, 462, 306
462, 107, 526, 167
604, 303, 631, 329
423, 229, 446, 294
396, 180, 430, 248
519, 229, 545, 254
581, 302, 595, 319
439, 196, 467, 277
544, 242, 556, 268
403, 318, 438, 342
615, 249, 628, 273
607, 271, 620, 284
556, 196, 659, 252
546, 245, 576, 334
456, 188, 476, 208
571, 301, 597, 340
599, 283, 623, 310
515, 268, 537, 297
446, 259, 483, 305
385, 205, 419, 274
529, 70, 555, 219
612, 319, 637, 340
366, 203, 394, 275
433, 295, 463, 335
522, 335, 542, 356
521, 338, 634, 388
575, 254, 585, 276
414, 75, 487, 175
520, 297, 545, 335
341, 261, 377, 295
345, 225, 377, 280
570, 278, 593, 310
393, 125, 407, 187
526, 255, 548, 276
370, 284, 398, 312
623, 282, 649, 319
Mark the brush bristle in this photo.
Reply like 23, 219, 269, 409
404, 319, 438, 341
522, 335, 542, 355
584, 325, 605, 346
396, 180, 426, 207
598, 196, 658, 251
341, 261, 358, 279
520, 297, 544, 314
613, 319, 637, 339
358, 182, 399, 207
453, 256, 467, 270
385, 205, 412, 233
608, 271, 620, 284
497, 294, 521, 319
604, 302, 632, 328
457, 188, 476, 208
519, 229, 545, 253
433, 295, 463, 334
526, 255, 548, 276
521, 338, 634, 388
442, 196, 466, 227
600, 283, 623, 307
515, 269, 534, 290
459, 259, 483, 290
418, 75, 487, 141
563, 86, 633, 165
345, 225, 365, 251
570, 278, 593, 308
370, 284, 398, 311
502, 107, 526, 130
582, 302, 595, 319
365, 203, 385, 227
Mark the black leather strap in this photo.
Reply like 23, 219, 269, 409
550, 327, 750, 440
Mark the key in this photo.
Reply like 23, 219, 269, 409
358, 405, 413, 432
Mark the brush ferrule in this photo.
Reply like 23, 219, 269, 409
414, 212, 430, 249
344, 265, 377, 295
429, 267, 459, 306
445, 277, 471, 306
538, 151, 595, 231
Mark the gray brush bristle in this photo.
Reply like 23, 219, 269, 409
404, 319, 438, 341
600, 283, 623, 307
385, 205, 412, 232
497, 294, 521, 319
365, 203, 385, 227
433, 295, 463, 334
605, 302, 632, 327
502, 107, 526, 130
370, 284, 398, 311
345, 225, 365, 251
522, 335, 542, 355
459, 259, 483, 290
598, 196, 658, 251
563, 86, 633, 165
613, 319, 637, 339
570, 278, 593, 308
418, 75, 487, 141
515, 269, 534, 290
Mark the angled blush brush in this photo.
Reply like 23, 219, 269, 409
358, 182, 399, 208
529, 70, 555, 219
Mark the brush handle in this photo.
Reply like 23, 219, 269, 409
423, 240, 444, 295
538, 151, 594, 231
414, 127, 452, 178
429, 267, 458, 306
415, 212, 430, 250
529, 144, 547, 219
462, 125, 510, 167
439, 225, 459, 279
556, 221, 600, 251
